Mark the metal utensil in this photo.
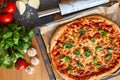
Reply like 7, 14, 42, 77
37, 0, 109, 18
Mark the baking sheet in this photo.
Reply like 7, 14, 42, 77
38, 2, 120, 80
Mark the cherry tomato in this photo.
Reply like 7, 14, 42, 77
15, 58, 26, 70
4, 1, 16, 14
0, 13, 13, 24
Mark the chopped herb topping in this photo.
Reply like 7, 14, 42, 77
105, 54, 112, 60
96, 46, 102, 51
93, 57, 97, 64
74, 49, 80, 56
96, 64, 102, 68
63, 42, 73, 48
68, 65, 73, 72
77, 62, 83, 68
79, 29, 85, 35
60, 56, 71, 62
84, 49, 91, 57
107, 48, 113, 53
98, 29, 107, 37
90, 38, 95, 43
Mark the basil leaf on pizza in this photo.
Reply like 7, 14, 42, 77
60, 56, 71, 62
68, 65, 73, 72
96, 64, 103, 68
93, 57, 97, 64
96, 46, 102, 51
105, 54, 112, 60
77, 62, 83, 68
63, 42, 73, 48
84, 49, 91, 57
107, 48, 113, 53
50, 15, 120, 80
98, 29, 107, 37
90, 38, 95, 43
74, 49, 80, 56
79, 29, 85, 35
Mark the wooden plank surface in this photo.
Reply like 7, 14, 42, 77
0, 0, 120, 80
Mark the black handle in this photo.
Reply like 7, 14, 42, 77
34, 27, 56, 80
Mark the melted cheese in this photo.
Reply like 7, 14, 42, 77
51, 17, 120, 78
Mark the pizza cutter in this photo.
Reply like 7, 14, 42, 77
37, 0, 109, 18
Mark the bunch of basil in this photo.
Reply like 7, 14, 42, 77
0, 21, 34, 69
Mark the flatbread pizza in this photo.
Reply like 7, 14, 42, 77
50, 15, 120, 80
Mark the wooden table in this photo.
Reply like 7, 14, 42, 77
0, 36, 49, 80
1, 0, 120, 80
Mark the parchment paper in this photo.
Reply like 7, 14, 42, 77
39, 3, 120, 80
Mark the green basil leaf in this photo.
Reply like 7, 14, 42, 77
96, 46, 102, 51
11, 53, 18, 62
3, 32, 13, 39
77, 62, 83, 68
60, 56, 71, 62
22, 36, 29, 42
4, 44, 9, 49
68, 65, 73, 72
6, 38, 13, 47
63, 42, 73, 48
107, 48, 113, 53
3, 62, 13, 69
28, 29, 34, 37
93, 57, 97, 64
21, 41, 32, 50
90, 38, 95, 43
16, 46, 24, 54
96, 64, 102, 68
105, 54, 111, 60
16, 52, 25, 59
79, 29, 85, 35
98, 29, 107, 37
0, 40, 5, 47
19, 26, 26, 36
13, 32, 19, 45
84, 49, 91, 57
8, 23, 18, 31
2, 54, 13, 68
0, 47, 5, 56
3, 27, 10, 34
74, 49, 80, 56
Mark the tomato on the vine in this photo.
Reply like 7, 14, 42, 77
0, 13, 13, 24
4, 1, 16, 14
15, 58, 26, 70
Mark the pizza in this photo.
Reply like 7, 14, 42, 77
50, 15, 120, 80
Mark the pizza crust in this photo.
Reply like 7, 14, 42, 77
50, 21, 76, 52
50, 15, 120, 80
89, 60, 120, 80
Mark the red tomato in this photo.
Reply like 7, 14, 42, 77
15, 58, 26, 70
0, 13, 13, 24
4, 1, 16, 14
0, 0, 2, 5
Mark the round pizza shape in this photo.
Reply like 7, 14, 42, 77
50, 15, 120, 80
